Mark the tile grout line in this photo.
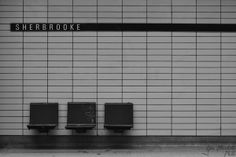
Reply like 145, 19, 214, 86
220, 0, 222, 136
72, 0, 74, 102
146, 0, 148, 136
171, 0, 173, 136
96, 0, 99, 136
121, 0, 124, 104
196, 0, 198, 136
71, 0, 74, 136
22, 0, 24, 136
46, 0, 49, 103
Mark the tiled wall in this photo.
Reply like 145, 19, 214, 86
0, 0, 236, 136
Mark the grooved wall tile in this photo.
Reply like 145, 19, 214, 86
0, 0, 236, 136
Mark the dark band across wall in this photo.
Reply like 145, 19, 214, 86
10, 23, 236, 32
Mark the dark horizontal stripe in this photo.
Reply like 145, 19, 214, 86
11, 23, 236, 32
1, 136, 236, 149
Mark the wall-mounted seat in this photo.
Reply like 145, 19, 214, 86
104, 103, 133, 132
27, 103, 58, 133
65, 102, 96, 133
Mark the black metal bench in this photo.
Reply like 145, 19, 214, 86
65, 102, 96, 133
104, 102, 133, 132
27, 103, 58, 133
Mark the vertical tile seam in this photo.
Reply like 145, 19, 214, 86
71, 0, 74, 136
47, 0, 49, 103
121, 0, 124, 103
22, 0, 24, 135
146, 0, 148, 136
196, 0, 198, 136
220, 0, 222, 136
171, 0, 173, 136
96, 0, 99, 136
72, 0, 74, 102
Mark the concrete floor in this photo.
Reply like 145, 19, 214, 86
1, 145, 236, 157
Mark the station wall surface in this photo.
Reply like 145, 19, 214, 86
0, 0, 236, 136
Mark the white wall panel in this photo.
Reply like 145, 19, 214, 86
0, 0, 236, 136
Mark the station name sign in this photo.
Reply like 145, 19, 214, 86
11, 23, 81, 31
10, 23, 236, 32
